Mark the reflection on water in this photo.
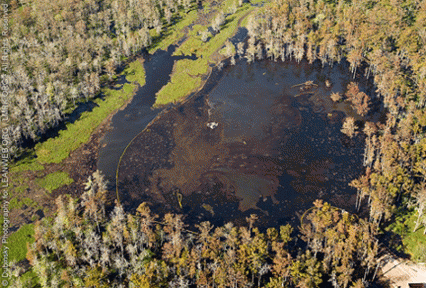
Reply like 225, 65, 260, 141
117, 59, 378, 227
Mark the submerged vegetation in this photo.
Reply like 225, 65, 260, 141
3, 0, 426, 286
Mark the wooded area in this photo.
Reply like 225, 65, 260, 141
10, 174, 380, 287
5, 0, 426, 286
8, 0, 192, 154
242, 0, 426, 255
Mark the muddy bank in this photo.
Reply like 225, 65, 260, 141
97, 46, 197, 182
10, 46, 196, 230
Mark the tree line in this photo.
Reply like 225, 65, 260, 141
9, 171, 380, 288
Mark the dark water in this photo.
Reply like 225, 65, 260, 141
97, 46, 196, 181
113, 58, 382, 228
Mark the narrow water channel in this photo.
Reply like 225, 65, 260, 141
97, 46, 196, 181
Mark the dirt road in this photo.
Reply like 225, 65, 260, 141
380, 253, 426, 287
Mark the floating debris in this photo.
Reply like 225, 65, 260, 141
176, 192, 183, 208
292, 80, 318, 89
202, 204, 215, 216
295, 90, 317, 98
207, 122, 218, 129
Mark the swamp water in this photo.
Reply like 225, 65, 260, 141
97, 46, 196, 179
103, 58, 378, 227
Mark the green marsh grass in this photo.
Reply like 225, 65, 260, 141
149, 9, 199, 54
154, 1, 255, 106
0, 224, 37, 287
385, 207, 426, 262
35, 171, 74, 193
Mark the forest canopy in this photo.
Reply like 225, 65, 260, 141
12, 177, 380, 288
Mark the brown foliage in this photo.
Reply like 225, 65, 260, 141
341, 117, 357, 138
345, 82, 371, 116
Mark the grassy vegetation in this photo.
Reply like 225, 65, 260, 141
6, 0, 252, 265
153, 59, 205, 105
35, 171, 74, 193
23, 198, 41, 209
34, 82, 136, 164
10, 155, 44, 173
122, 59, 146, 86
154, 0, 255, 106
8, 175, 28, 195
239, 11, 253, 27
7, 224, 35, 262
385, 207, 426, 262
9, 197, 38, 209
14, 183, 29, 195
204, 1, 212, 13
0, 224, 35, 271
0, 224, 37, 287
18, 270, 39, 288
12, 0, 253, 166
148, 9, 199, 54
6, 56, 146, 167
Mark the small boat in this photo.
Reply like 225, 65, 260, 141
207, 122, 218, 129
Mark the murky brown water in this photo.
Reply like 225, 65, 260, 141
116, 59, 380, 227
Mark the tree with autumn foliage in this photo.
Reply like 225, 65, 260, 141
300, 200, 380, 288
11, 187, 383, 288
345, 82, 371, 117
